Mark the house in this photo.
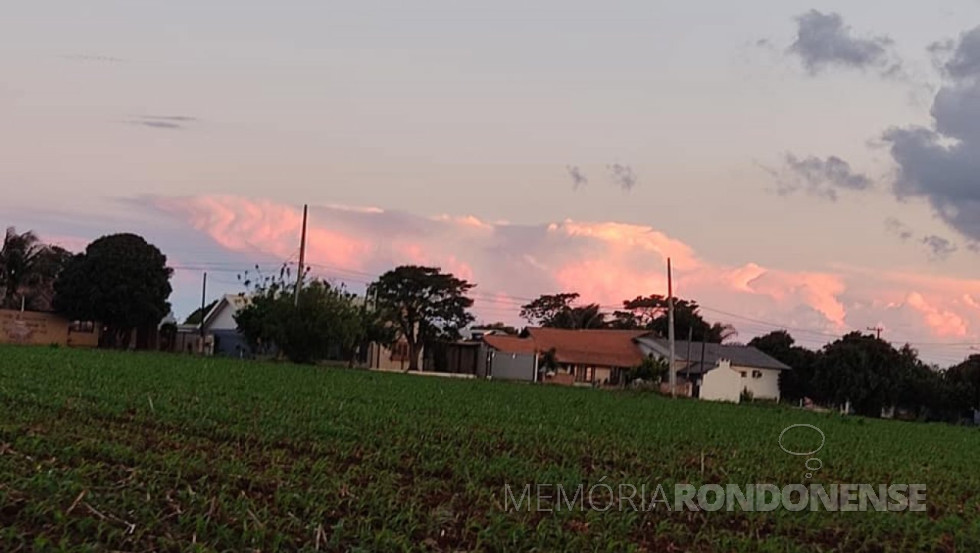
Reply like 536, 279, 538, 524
635, 337, 790, 402
526, 327, 650, 386
480, 328, 650, 386
197, 294, 251, 357
366, 337, 420, 371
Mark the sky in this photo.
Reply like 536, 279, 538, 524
3, 1, 980, 365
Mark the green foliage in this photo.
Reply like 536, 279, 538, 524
749, 330, 819, 403
369, 265, 475, 370
625, 355, 668, 385
235, 271, 386, 365
812, 332, 903, 417
2, 346, 980, 551
0, 227, 72, 311
53, 233, 172, 347
523, 293, 736, 342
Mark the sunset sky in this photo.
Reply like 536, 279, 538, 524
3, 1, 980, 365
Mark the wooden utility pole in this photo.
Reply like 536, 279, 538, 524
294, 204, 308, 306
668, 257, 676, 398
867, 326, 883, 340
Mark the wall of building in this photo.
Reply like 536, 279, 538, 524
208, 301, 239, 331
733, 365, 781, 401
0, 310, 99, 347
699, 361, 742, 403
367, 339, 419, 371
488, 349, 536, 381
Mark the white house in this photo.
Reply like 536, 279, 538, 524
634, 337, 790, 402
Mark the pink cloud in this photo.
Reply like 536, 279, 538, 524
152, 194, 980, 362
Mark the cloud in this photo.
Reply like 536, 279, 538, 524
774, 154, 872, 200
606, 163, 637, 191
882, 26, 980, 243
566, 165, 588, 189
789, 10, 899, 76
145, 194, 980, 362
127, 115, 199, 130
922, 235, 957, 260
884, 217, 914, 241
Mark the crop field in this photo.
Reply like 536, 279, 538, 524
1, 346, 979, 552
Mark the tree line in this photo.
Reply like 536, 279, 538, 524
1, 228, 172, 347
749, 330, 980, 422
5, 226, 979, 422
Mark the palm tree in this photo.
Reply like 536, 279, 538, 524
0, 227, 70, 311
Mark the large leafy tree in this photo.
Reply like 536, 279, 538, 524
53, 233, 173, 348
235, 273, 387, 364
0, 227, 72, 311
519, 293, 581, 327
811, 332, 902, 417
748, 330, 819, 403
369, 266, 475, 371
614, 295, 736, 343
944, 354, 980, 419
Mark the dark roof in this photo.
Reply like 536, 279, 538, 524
525, 327, 650, 368
668, 340, 791, 373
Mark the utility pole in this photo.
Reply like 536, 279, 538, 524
294, 204, 308, 306
668, 257, 676, 398
867, 326, 883, 340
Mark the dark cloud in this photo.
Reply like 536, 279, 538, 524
133, 120, 183, 129
884, 217, 914, 241
789, 10, 898, 76
882, 26, 980, 242
922, 235, 957, 259
883, 219, 959, 260
775, 154, 872, 200
566, 165, 588, 189
127, 115, 199, 130
606, 163, 637, 191
141, 115, 198, 122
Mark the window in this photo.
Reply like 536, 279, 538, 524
752, 370, 763, 379
739, 371, 747, 378
69, 321, 95, 333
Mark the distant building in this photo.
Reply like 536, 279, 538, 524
635, 337, 790, 402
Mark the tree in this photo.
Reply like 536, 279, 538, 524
520, 293, 607, 330
811, 332, 902, 417
625, 355, 669, 385
235, 274, 380, 364
0, 227, 71, 311
369, 266, 475, 371
748, 330, 819, 403
618, 295, 736, 343
944, 354, 980, 420
519, 293, 581, 326
53, 233, 173, 348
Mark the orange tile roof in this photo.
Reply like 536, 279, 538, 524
525, 327, 650, 368
483, 334, 537, 355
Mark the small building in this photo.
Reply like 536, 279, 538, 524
635, 337, 790, 402
0, 309, 99, 348
483, 334, 538, 381
173, 294, 250, 357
